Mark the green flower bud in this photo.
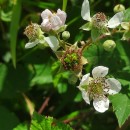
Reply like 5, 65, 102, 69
114, 4, 125, 13
62, 31, 70, 40
103, 40, 116, 52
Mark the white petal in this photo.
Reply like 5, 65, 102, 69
25, 40, 39, 49
41, 19, 52, 32
80, 73, 90, 86
44, 36, 59, 51
93, 97, 109, 113
105, 78, 121, 95
56, 9, 67, 25
92, 66, 109, 78
81, 0, 91, 21
108, 11, 124, 28
82, 90, 90, 104
50, 15, 62, 30
41, 9, 52, 19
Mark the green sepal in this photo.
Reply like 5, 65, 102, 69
80, 22, 92, 31
122, 31, 130, 40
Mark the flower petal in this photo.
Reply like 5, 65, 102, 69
50, 15, 62, 30
107, 11, 124, 28
80, 73, 90, 86
44, 36, 59, 51
93, 97, 109, 113
82, 90, 90, 104
41, 9, 52, 19
56, 9, 67, 25
105, 78, 121, 95
41, 19, 52, 32
81, 0, 91, 21
25, 40, 39, 49
92, 66, 109, 78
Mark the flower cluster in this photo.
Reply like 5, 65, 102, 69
23, 0, 124, 113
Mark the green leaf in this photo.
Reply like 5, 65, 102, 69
110, 94, 130, 127
91, 27, 100, 41
80, 22, 92, 31
10, 0, 22, 68
30, 112, 73, 130
0, 63, 33, 98
0, 106, 19, 130
83, 44, 101, 65
13, 123, 28, 130
1, 10, 12, 22
22, 0, 56, 8
123, 8, 130, 22
31, 61, 53, 86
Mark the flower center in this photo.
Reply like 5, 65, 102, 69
61, 49, 82, 71
87, 77, 109, 99
92, 12, 108, 28
24, 23, 40, 41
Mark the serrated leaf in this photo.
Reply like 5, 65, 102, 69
30, 112, 53, 130
10, 0, 22, 67
13, 123, 28, 130
110, 94, 130, 127
30, 112, 73, 130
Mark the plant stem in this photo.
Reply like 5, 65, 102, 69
62, 0, 68, 11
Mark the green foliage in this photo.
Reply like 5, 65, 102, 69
0, 106, 19, 130
0, 0, 130, 130
13, 123, 29, 130
123, 8, 130, 21
30, 112, 73, 130
10, 0, 22, 67
110, 94, 130, 127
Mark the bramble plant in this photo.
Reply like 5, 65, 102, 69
1, 0, 130, 130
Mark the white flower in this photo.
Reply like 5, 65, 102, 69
81, 0, 124, 29
41, 9, 67, 32
77, 66, 121, 113
25, 36, 59, 51
24, 23, 59, 51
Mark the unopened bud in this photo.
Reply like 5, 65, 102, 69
103, 40, 116, 52
114, 4, 125, 13
62, 31, 70, 40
